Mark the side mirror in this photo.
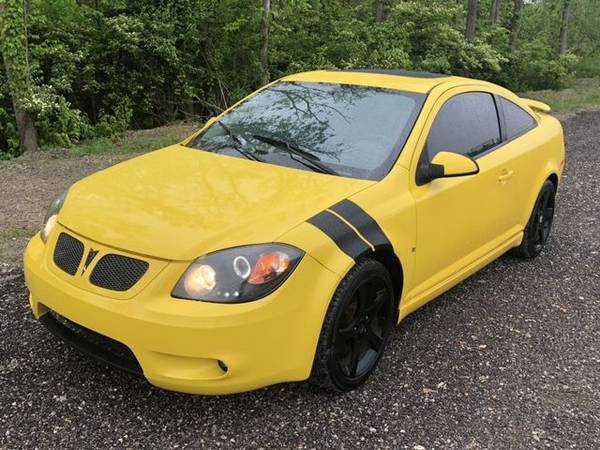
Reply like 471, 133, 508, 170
416, 151, 479, 185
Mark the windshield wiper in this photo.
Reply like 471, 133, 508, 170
217, 121, 264, 162
252, 133, 338, 176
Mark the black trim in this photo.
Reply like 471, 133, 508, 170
40, 311, 143, 376
494, 94, 508, 142
329, 200, 392, 250
307, 211, 371, 259
339, 69, 449, 79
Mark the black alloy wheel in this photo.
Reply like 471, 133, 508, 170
310, 259, 395, 392
511, 180, 556, 258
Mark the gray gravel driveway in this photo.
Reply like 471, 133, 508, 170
1, 111, 599, 449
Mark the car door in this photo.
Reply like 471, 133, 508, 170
494, 96, 544, 227
406, 88, 521, 304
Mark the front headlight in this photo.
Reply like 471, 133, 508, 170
172, 244, 304, 303
41, 190, 68, 243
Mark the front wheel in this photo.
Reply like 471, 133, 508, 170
511, 180, 556, 258
309, 259, 395, 392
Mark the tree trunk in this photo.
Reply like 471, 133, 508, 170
466, 0, 478, 42
559, 0, 572, 56
0, 0, 39, 154
509, 0, 523, 51
13, 102, 38, 153
260, 0, 271, 85
490, 0, 500, 25
374, 0, 386, 23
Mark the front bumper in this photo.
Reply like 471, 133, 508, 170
24, 233, 340, 395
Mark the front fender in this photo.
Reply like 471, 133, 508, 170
279, 172, 417, 309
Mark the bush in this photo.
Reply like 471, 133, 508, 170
0, 106, 19, 159
34, 89, 93, 148
574, 56, 600, 78
92, 101, 134, 138
501, 41, 577, 91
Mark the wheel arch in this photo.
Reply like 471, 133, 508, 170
360, 246, 404, 312
521, 169, 560, 228
547, 173, 559, 191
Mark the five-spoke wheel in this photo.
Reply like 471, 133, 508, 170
310, 259, 395, 391
511, 179, 556, 258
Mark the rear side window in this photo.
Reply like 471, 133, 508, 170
500, 97, 537, 140
425, 92, 501, 161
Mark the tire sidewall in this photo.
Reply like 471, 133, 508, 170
326, 260, 395, 391
525, 181, 556, 257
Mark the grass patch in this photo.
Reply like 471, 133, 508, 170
521, 78, 600, 113
0, 226, 37, 244
67, 122, 197, 156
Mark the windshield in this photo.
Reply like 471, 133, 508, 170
188, 82, 425, 180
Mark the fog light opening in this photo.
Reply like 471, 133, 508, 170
218, 360, 228, 373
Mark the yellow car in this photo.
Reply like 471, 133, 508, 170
24, 69, 565, 394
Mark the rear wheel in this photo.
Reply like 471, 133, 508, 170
309, 259, 395, 392
511, 180, 556, 258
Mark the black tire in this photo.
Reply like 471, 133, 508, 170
309, 259, 396, 392
511, 180, 556, 259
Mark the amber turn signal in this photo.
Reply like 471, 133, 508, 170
248, 251, 291, 285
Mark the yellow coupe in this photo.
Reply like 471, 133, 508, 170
24, 70, 565, 394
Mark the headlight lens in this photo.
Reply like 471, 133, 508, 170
172, 244, 304, 303
41, 190, 68, 243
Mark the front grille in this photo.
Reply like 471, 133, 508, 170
40, 310, 142, 375
53, 232, 84, 275
89, 254, 149, 291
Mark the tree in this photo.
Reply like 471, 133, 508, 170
509, 0, 523, 50
466, 0, 478, 42
260, 0, 271, 84
490, 0, 500, 25
0, 0, 38, 154
559, 0, 573, 56
0, 0, 588, 157
374, 0, 385, 22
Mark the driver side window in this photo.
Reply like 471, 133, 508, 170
424, 92, 502, 162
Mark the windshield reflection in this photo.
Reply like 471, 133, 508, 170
190, 82, 425, 180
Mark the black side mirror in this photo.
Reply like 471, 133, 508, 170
416, 163, 445, 185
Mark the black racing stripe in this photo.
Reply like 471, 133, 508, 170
307, 211, 371, 260
329, 199, 392, 249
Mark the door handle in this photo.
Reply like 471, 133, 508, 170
498, 170, 514, 182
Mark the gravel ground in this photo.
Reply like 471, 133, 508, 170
1, 111, 599, 449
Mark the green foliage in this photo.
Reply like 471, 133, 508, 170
501, 40, 577, 91
0, 0, 33, 108
0, 69, 19, 156
0, 0, 598, 158
574, 56, 600, 78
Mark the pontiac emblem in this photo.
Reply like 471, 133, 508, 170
81, 249, 99, 275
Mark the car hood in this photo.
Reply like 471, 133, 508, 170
59, 145, 373, 261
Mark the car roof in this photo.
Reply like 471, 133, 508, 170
282, 69, 478, 94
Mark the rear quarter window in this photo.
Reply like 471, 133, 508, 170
500, 97, 537, 140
